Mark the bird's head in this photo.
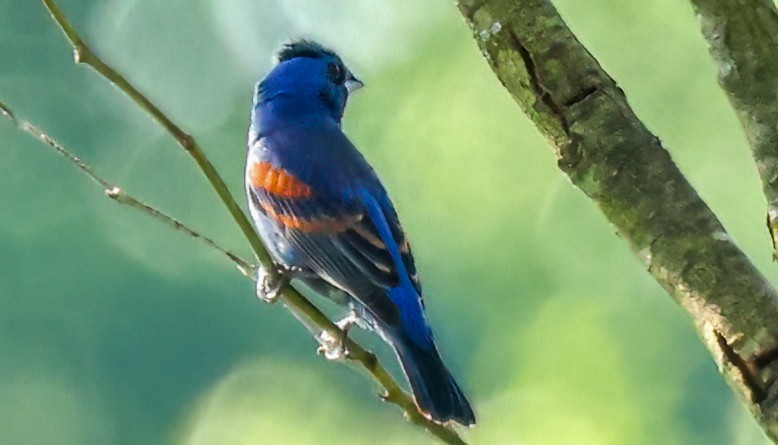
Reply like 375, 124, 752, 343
256, 40, 363, 122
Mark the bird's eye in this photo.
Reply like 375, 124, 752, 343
327, 62, 346, 84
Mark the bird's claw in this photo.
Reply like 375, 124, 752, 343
316, 311, 361, 359
255, 266, 286, 303
316, 329, 348, 360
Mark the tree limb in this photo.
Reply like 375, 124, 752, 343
458, 0, 778, 441
687, 0, 778, 259
34, 1, 466, 443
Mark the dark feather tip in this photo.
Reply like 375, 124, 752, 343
277, 39, 338, 62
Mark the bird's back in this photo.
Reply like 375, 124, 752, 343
245, 40, 476, 425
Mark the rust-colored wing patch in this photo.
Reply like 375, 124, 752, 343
250, 161, 314, 199
257, 199, 363, 233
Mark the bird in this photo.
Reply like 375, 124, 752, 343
244, 39, 475, 426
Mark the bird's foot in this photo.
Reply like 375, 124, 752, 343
255, 266, 287, 303
316, 311, 361, 360
316, 329, 348, 360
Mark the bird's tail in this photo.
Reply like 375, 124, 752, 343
393, 334, 476, 426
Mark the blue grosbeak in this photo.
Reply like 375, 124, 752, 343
245, 40, 475, 426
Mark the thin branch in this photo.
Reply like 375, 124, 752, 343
0, 98, 255, 278
42, 0, 271, 266
687, 0, 778, 259
37, 1, 465, 442
458, 0, 778, 441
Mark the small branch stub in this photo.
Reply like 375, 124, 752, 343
768, 207, 778, 261
105, 186, 122, 198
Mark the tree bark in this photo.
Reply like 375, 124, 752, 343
458, 0, 778, 440
688, 0, 778, 259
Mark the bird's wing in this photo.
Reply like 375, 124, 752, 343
374, 193, 421, 297
247, 142, 420, 327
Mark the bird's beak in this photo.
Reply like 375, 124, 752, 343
345, 74, 364, 93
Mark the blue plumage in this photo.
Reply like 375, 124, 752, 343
245, 40, 475, 426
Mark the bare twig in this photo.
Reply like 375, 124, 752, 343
37, 1, 466, 442
458, 0, 778, 441
0, 98, 255, 278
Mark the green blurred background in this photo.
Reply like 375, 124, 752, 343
1, 0, 775, 444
